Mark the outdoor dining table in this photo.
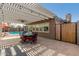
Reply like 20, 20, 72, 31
20, 31, 37, 44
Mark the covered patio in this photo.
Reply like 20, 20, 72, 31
0, 3, 79, 56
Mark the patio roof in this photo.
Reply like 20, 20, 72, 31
0, 3, 56, 24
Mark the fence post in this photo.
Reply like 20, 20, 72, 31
75, 23, 77, 44
60, 24, 62, 41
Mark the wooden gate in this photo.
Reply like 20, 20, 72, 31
62, 23, 76, 43
56, 24, 61, 40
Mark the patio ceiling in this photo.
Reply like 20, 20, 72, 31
0, 3, 56, 24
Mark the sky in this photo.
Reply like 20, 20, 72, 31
41, 3, 79, 22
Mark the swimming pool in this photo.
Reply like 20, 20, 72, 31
9, 32, 22, 35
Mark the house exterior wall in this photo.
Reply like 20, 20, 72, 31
28, 18, 56, 39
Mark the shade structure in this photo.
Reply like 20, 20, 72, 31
0, 3, 56, 24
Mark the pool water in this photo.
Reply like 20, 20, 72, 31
9, 32, 22, 35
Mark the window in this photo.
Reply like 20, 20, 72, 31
40, 27, 42, 31
28, 22, 49, 33
44, 26, 48, 31
36, 27, 39, 31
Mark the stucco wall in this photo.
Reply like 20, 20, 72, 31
28, 18, 56, 39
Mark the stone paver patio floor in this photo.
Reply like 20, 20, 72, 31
21, 37, 79, 56
0, 37, 79, 56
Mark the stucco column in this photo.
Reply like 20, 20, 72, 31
49, 18, 56, 39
